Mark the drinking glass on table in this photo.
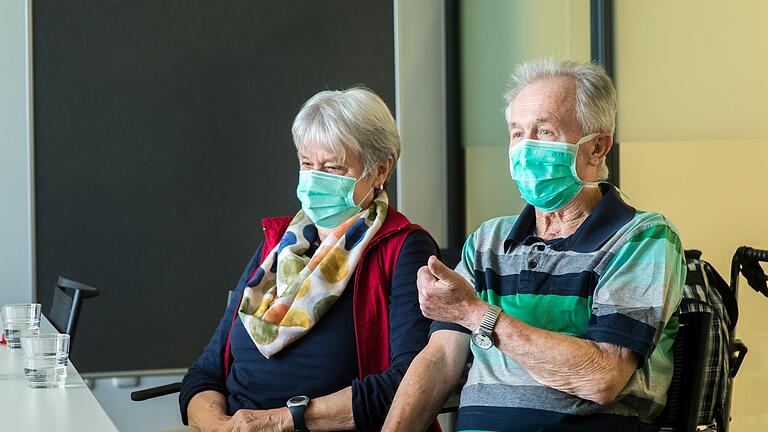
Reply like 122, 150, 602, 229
2, 303, 42, 349
20, 333, 70, 388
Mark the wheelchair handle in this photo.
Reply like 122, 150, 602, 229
736, 246, 768, 263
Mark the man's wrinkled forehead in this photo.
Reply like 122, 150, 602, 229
508, 77, 578, 124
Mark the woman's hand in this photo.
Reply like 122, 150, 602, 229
215, 407, 292, 432
188, 390, 232, 432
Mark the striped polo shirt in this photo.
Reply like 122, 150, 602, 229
433, 184, 685, 432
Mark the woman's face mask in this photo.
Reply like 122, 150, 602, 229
508, 133, 600, 212
295, 170, 373, 229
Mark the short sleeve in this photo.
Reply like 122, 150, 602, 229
585, 223, 685, 364
430, 232, 477, 336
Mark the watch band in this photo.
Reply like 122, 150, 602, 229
480, 304, 502, 333
286, 395, 310, 432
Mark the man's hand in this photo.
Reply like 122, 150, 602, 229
417, 255, 485, 329
215, 408, 292, 432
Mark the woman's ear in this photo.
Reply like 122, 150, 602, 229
374, 155, 395, 188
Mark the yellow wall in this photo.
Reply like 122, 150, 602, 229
616, 2, 768, 430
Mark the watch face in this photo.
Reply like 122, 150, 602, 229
471, 332, 493, 350
287, 395, 309, 407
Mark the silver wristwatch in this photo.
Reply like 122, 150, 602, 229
287, 395, 310, 432
470, 304, 502, 350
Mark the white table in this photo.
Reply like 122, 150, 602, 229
0, 316, 119, 431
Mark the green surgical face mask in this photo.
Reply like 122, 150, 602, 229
295, 170, 373, 229
508, 134, 600, 212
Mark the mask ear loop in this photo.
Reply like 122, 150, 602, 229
612, 186, 632, 203
572, 133, 603, 188
349, 173, 376, 208
353, 186, 375, 207
572, 133, 631, 201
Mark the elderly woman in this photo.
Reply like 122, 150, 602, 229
179, 87, 437, 432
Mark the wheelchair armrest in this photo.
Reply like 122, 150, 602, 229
130, 382, 182, 401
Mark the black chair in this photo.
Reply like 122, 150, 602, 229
659, 310, 713, 432
131, 382, 182, 401
131, 290, 234, 402
134, 263, 462, 403
49, 276, 100, 350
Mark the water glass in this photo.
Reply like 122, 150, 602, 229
20, 333, 70, 388
2, 303, 42, 349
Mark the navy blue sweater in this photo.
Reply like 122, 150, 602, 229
179, 230, 436, 431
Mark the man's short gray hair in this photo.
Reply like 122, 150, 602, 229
292, 87, 400, 179
504, 59, 617, 180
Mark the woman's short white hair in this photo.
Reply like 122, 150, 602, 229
292, 87, 400, 179
504, 59, 617, 180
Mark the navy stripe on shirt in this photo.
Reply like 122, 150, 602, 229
586, 313, 657, 361
475, 268, 597, 298
455, 405, 659, 432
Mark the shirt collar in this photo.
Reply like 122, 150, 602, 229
504, 183, 636, 253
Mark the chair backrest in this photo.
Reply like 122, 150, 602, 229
49, 276, 99, 350
659, 310, 713, 432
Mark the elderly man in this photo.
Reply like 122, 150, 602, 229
382, 59, 685, 432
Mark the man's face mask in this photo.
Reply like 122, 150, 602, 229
508, 133, 601, 212
295, 170, 373, 229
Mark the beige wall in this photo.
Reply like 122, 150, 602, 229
616, 1, 768, 430
394, 0, 449, 248
461, 0, 590, 235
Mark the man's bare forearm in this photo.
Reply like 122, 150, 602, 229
382, 332, 469, 432
460, 307, 637, 404
188, 390, 231, 431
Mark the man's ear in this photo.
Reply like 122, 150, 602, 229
591, 134, 613, 165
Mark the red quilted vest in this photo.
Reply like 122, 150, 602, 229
223, 206, 428, 380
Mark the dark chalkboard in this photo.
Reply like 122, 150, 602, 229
33, 0, 396, 372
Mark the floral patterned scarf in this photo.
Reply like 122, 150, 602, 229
238, 192, 389, 358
